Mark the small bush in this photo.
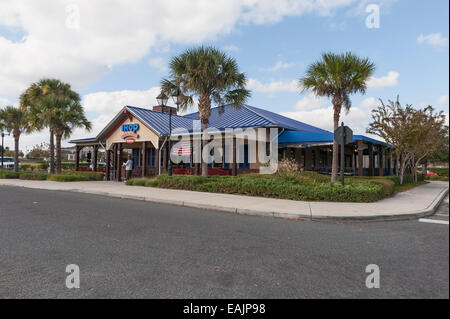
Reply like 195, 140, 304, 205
19, 172, 48, 180
0, 170, 19, 179
39, 161, 49, 170
126, 174, 386, 203
21, 164, 32, 171
277, 158, 300, 174
428, 168, 449, 177
428, 175, 449, 182
348, 176, 396, 196
48, 172, 104, 182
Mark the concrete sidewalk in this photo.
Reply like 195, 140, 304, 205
0, 179, 448, 221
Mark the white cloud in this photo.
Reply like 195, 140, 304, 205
438, 95, 449, 108
222, 44, 240, 52
367, 71, 399, 89
282, 105, 372, 136
148, 57, 168, 73
262, 61, 295, 72
294, 93, 329, 111
246, 78, 299, 94
359, 97, 378, 109
0, 0, 359, 97
82, 87, 162, 115
0, 97, 14, 107
417, 33, 449, 48
281, 96, 381, 136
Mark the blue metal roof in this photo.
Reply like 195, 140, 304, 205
69, 137, 98, 143
125, 104, 331, 136
184, 104, 331, 133
127, 106, 194, 135
71, 104, 390, 148
279, 130, 391, 147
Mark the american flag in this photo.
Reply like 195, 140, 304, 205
171, 141, 192, 156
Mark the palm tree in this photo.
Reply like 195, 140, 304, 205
19, 79, 80, 174
161, 46, 250, 176
0, 106, 30, 172
36, 94, 91, 174
300, 52, 375, 182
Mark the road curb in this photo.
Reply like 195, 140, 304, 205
72, 186, 449, 223
310, 185, 449, 222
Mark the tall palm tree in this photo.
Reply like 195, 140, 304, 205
36, 94, 91, 174
300, 52, 375, 182
19, 78, 80, 174
161, 46, 250, 176
0, 106, 30, 172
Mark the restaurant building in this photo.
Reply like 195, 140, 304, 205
70, 103, 394, 181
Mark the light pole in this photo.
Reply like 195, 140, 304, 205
156, 92, 170, 175
170, 89, 183, 176
1, 132, 4, 169
1, 131, 8, 169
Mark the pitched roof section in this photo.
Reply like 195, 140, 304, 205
184, 104, 331, 133
72, 104, 335, 143
126, 106, 194, 135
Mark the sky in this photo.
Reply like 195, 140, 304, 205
0, 0, 448, 152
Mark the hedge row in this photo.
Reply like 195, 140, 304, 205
428, 168, 449, 177
0, 170, 104, 182
126, 174, 386, 203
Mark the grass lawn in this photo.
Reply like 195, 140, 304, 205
125, 171, 426, 203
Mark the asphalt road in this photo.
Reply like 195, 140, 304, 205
0, 186, 448, 299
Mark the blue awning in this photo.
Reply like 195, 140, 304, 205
279, 130, 391, 147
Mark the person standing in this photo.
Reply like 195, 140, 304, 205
123, 155, 133, 181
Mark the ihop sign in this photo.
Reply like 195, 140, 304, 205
121, 123, 140, 143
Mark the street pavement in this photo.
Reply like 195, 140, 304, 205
0, 186, 448, 298
0, 179, 448, 220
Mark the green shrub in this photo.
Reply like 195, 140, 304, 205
21, 164, 32, 171
0, 170, 19, 179
47, 174, 84, 182
428, 175, 449, 181
64, 171, 104, 181
19, 172, 48, 180
39, 161, 49, 170
61, 162, 76, 170
126, 174, 386, 203
48, 171, 104, 182
428, 168, 449, 177
347, 176, 396, 196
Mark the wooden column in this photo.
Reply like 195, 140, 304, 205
105, 149, 111, 180
232, 136, 237, 176
111, 145, 116, 180
75, 146, 80, 171
378, 146, 384, 176
117, 143, 122, 181
368, 143, 374, 176
155, 146, 159, 175
357, 141, 364, 176
92, 145, 98, 172
161, 143, 166, 172
387, 151, 392, 176
142, 142, 147, 178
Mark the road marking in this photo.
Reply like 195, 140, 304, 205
419, 218, 449, 225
